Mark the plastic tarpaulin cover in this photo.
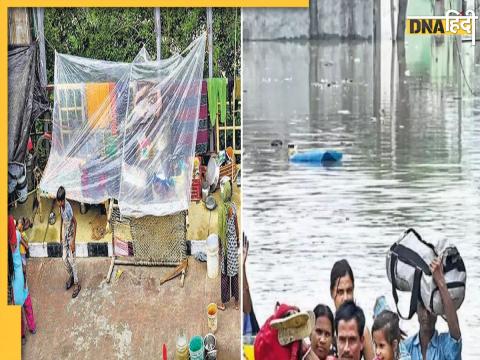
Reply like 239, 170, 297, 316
8, 42, 49, 164
40, 34, 206, 217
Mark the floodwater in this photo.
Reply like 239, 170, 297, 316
243, 37, 480, 357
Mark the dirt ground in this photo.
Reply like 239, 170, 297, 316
187, 182, 242, 241
10, 182, 241, 244
22, 258, 241, 360
9, 196, 109, 243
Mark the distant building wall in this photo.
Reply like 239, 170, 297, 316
243, 0, 373, 41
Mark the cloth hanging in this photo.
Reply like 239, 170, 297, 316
86, 82, 114, 129
207, 78, 227, 126
195, 80, 209, 154
234, 77, 241, 100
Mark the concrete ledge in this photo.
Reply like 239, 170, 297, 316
30, 241, 206, 259
28, 243, 48, 257
28, 242, 112, 258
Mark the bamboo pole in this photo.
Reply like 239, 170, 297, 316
207, 8, 215, 152
154, 8, 162, 61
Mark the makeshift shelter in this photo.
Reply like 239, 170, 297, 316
8, 42, 49, 200
39, 34, 206, 218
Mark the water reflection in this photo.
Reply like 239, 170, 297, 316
243, 37, 480, 358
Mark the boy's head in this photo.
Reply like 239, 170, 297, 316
16, 217, 24, 231
56, 186, 66, 207
23, 217, 32, 230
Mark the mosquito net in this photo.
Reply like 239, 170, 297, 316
40, 34, 206, 217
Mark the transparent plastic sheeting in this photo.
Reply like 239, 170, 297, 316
40, 34, 206, 217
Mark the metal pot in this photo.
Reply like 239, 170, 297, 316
204, 333, 217, 360
48, 211, 56, 225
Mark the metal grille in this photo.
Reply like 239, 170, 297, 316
111, 207, 187, 266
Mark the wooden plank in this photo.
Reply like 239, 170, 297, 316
8, 8, 31, 45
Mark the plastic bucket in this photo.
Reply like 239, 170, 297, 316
204, 333, 216, 352
202, 181, 209, 202
206, 234, 219, 279
204, 333, 217, 359
175, 330, 189, 360
207, 303, 218, 333
189, 335, 204, 360
205, 349, 217, 360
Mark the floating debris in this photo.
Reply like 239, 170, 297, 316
338, 110, 351, 115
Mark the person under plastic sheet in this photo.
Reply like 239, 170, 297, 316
122, 82, 169, 201
129, 82, 165, 166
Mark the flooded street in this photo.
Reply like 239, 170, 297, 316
243, 38, 480, 357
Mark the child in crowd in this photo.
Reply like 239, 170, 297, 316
372, 297, 411, 360
17, 217, 32, 269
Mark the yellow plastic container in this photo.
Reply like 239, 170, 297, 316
243, 344, 254, 360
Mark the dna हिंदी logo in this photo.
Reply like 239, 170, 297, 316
406, 9, 478, 45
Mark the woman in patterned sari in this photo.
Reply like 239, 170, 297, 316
218, 178, 239, 311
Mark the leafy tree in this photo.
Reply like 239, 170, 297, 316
44, 8, 240, 82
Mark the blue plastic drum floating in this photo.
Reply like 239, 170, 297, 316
288, 144, 343, 164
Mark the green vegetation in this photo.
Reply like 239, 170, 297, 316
44, 8, 240, 82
